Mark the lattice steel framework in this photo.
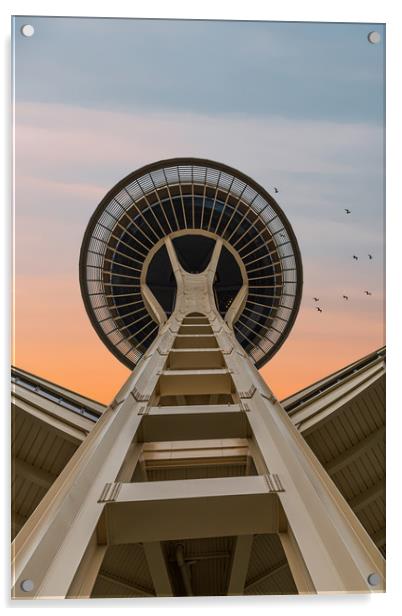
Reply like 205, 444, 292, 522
80, 158, 303, 369
13, 160, 385, 600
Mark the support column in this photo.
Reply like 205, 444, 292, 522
11, 326, 175, 599
143, 542, 173, 597
66, 530, 107, 599
278, 528, 315, 594
214, 320, 385, 593
227, 535, 254, 595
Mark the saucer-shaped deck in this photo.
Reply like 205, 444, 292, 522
79, 158, 302, 369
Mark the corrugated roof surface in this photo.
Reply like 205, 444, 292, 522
244, 534, 297, 595
304, 375, 385, 556
145, 463, 249, 482
12, 405, 79, 538
92, 544, 155, 598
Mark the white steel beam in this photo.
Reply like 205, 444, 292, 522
12, 399, 86, 445
139, 405, 250, 442
219, 323, 385, 593
103, 476, 281, 545
11, 327, 175, 599
289, 366, 384, 435
279, 528, 315, 594
12, 386, 94, 437
143, 542, 173, 597
66, 530, 107, 599
227, 534, 254, 595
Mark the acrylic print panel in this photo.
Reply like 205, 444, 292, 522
12, 16, 385, 599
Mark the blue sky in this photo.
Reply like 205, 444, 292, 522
14, 18, 384, 123
13, 16, 385, 402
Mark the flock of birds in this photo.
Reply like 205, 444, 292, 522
313, 208, 374, 313
272, 189, 374, 315
313, 289, 372, 313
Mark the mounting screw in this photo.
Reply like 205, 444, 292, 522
20, 579, 34, 592
367, 572, 380, 587
21, 24, 35, 37
367, 31, 381, 44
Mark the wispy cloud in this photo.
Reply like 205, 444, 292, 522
14, 17, 385, 123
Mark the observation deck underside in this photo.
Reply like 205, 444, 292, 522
80, 158, 302, 370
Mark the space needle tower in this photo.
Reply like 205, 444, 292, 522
12, 159, 384, 598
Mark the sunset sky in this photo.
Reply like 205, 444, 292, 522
13, 17, 385, 404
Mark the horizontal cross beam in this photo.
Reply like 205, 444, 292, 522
101, 476, 282, 544
139, 404, 250, 441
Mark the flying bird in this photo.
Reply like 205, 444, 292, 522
316, 307, 323, 313
353, 255, 358, 260
274, 187, 279, 194
342, 295, 349, 300
364, 291, 372, 296
313, 297, 319, 302
344, 209, 351, 214
368, 254, 373, 260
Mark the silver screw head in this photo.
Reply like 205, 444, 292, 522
20, 579, 34, 592
367, 31, 381, 44
21, 24, 35, 37
367, 572, 380, 586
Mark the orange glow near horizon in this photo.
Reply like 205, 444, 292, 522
13, 273, 384, 406
13, 102, 384, 406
